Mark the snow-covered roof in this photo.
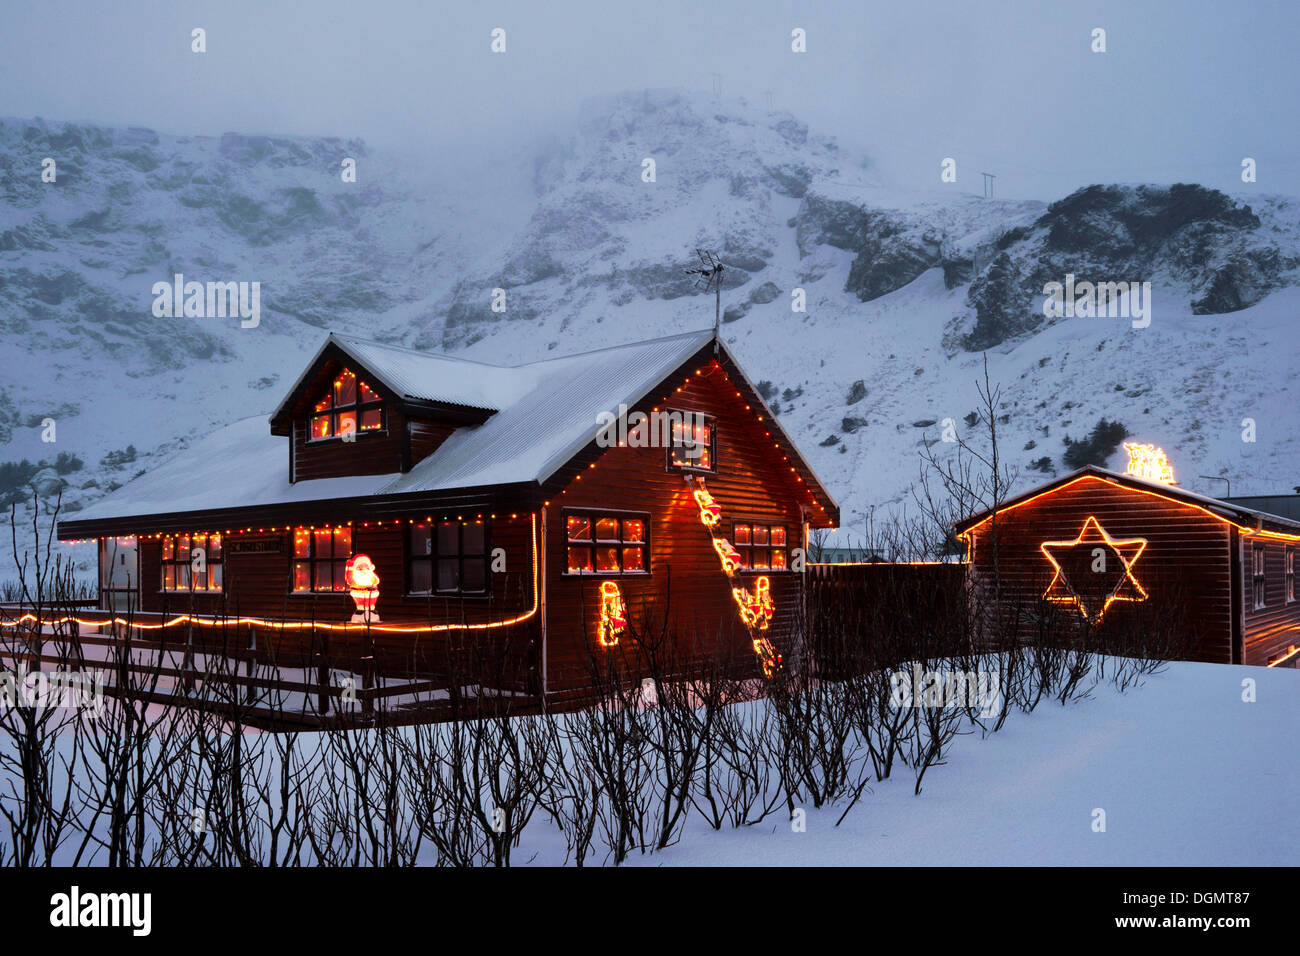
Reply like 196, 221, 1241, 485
67, 328, 721, 527
326, 334, 535, 410
71, 416, 399, 523
955, 465, 1300, 534
379, 328, 717, 492
268, 333, 533, 424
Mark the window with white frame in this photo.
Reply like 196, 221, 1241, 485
1252, 544, 1266, 610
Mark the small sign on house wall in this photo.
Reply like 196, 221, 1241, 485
229, 537, 284, 555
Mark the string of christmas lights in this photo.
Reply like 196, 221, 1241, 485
4, 514, 538, 634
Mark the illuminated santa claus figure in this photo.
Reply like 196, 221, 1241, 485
345, 553, 381, 623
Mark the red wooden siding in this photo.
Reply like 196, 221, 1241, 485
541, 364, 811, 691
1241, 537, 1300, 666
132, 514, 540, 683
406, 417, 458, 471
291, 409, 406, 481
963, 476, 1235, 663
285, 350, 466, 481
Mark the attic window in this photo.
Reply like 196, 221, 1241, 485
666, 412, 716, 473
310, 368, 384, 440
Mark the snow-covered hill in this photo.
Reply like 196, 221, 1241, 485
3, 88, 1299, 577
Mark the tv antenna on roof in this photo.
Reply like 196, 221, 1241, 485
685, 248, 725, 348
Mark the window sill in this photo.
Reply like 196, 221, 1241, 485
405, 592, 493, 600
305, 431, 388, 445
561, 570, 652, 578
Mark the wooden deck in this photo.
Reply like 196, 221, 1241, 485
0, 606, 544, 729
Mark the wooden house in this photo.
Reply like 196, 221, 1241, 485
954, 465, 1300, 668
58, 329, 839, 699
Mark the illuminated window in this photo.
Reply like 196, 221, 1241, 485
667, 412, 717, 472
408, 520, 488, 595
292, 526, 352, 593
161, 533, 223, 592
1252, 545, 1266, 610
732, 522, 788, 571
1286, 547, 1295, 604
566, 512, 648, 574
309, 367, 384, 441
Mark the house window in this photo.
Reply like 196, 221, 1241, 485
666, 412, 717, 472
292, 526, 352, 593
309, 367, 384, 440
1287, 547, 1295, 604
566, 512, 648, 574
732, 522, 788, 571
161, 533, 223, 592
1252, 544, 1266, 610
408, 520, 489, 595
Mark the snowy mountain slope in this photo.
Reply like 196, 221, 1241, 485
2, 89, 1299, 579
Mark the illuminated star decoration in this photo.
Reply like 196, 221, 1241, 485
1039, 516, 1148, 623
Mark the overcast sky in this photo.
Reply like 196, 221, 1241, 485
2, 0, 1296, 199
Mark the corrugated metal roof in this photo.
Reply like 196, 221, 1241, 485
1223, 495, 1300, 524
72, 329, 718, 523
71, 417, 398, 523
379, 329, 716, 491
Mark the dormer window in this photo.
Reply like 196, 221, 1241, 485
310, 368, 384, 440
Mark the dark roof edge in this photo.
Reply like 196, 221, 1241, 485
56, 482, 543, 540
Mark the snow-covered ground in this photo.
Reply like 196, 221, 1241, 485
3, 655, 1293, 866
626, 661, 1299, 867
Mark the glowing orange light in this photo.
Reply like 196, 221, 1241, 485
732, 575, 774, 630
1039, 515, 1148, 623
958, 473, 1300, 544
752, 637, 781, 678
20, 516, 541, 634
344, 553, 381, 623
1269, 644, 1300, 668
712, 537, 743, 574
693, 487, 722, 527
598, 580, 627, 647
1123, 442, 1176, 484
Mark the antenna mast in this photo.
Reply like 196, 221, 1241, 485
684, 248, 724, 350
